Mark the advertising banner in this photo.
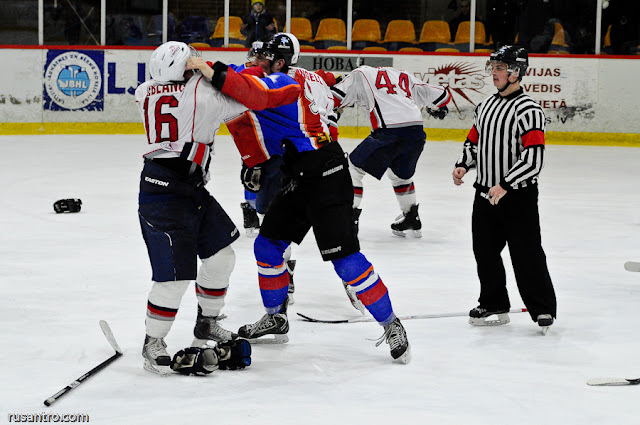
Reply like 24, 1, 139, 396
0, 47, 638, 138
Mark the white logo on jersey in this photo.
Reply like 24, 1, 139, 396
268, 75, 280, 84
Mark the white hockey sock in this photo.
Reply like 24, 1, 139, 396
388, 170, 416, 213
349, 157, 366, 209
146, 280, 190, 338
196, 245, 235, 317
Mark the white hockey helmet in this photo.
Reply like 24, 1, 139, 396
149, 41, 194, 82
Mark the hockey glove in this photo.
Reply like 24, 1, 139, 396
171, 347, 219, 375
427, 105, 448, 120
241, 162, 262, 193
53, 198, 82, 213
217, 339, 252, 370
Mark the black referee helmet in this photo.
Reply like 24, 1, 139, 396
488, 45, 529, 80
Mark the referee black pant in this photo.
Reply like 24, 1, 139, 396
471, 184, 557, 321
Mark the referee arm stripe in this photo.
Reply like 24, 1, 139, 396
504, 145, 544, 186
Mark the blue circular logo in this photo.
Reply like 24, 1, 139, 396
44, 51, 102, 110
57, 65, 91, 97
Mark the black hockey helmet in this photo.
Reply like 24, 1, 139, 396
486, 45, 529, 80
251, 32, 300, 68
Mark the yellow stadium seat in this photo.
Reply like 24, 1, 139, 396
315, 18, 346, 42
209, 16, 245, 47
454, 21, 486, 44
475, 48, 493, 53
210, 16, 244, 40
419, 20, 451, 44
286, 17, 313, 42
601, 25, 611, 54
327, 45, 348, 50
189, 42, 211, 48
399, 47, 423, 52
436, 47, 460, 53
383, 19, 416, 51
551, 22, 568, 47
314, 18, 347, 49
300, 45, 316, 50
352, 19, 382, 43
383, 20, 416, 43
363, 46, 387, 51
227, 43, 246, 48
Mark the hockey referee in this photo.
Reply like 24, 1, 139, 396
452, 45, 557, 333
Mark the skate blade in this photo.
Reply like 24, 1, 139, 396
394, 344, 411, 364
468, 313, 510, 326
244, 334, 289, 345
245, 228, 259, 238
540, 326, 550, 335
143, 359, 171, 376
287, 294, 295, 305
391, 229, 422, 238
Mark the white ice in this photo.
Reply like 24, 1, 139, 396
1, 135, 639, 425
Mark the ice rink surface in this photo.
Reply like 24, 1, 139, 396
1, 134, 639, 424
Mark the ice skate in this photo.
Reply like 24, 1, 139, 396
391, 204, 422, 238
192, 306, 238, 347
468, 306, 510, 326
375, 317, 411, 364
286, 260, 296, 305
241, 202, 260, 237
142, 335, 172, 375
537, 314, 554, 335
238, 300, 289, 344
343, 281, 367, 315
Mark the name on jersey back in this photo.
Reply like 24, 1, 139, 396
147, 83, 185, 97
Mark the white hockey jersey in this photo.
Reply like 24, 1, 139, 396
135, 74, 247, 182
333, 65, 450, 130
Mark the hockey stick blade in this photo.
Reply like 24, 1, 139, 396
624, 261, 640, 272
99, 320, 123, 354
297, 308, 528, 324
44, 321, 123, 406
587, 377, 640, 386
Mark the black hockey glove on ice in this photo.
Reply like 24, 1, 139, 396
53, 198, 82, 213
427, 105, 448, 120
217, 339, 252, 370
171, 347, 219, 375
241, 162, 262, 193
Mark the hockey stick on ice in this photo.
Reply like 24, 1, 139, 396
624, 261, 640, 272
587, 377, 640, 386
44, 321, 123, 406
297, 308, 528, 324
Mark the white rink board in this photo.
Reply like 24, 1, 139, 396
0, 47, 639, 134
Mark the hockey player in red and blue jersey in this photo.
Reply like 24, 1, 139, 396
208, 33, 410, 363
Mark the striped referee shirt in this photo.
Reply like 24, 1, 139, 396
455, 88, 546, 191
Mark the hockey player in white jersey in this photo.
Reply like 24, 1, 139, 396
135, 41, 300, 375
332, 65, 451, 237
